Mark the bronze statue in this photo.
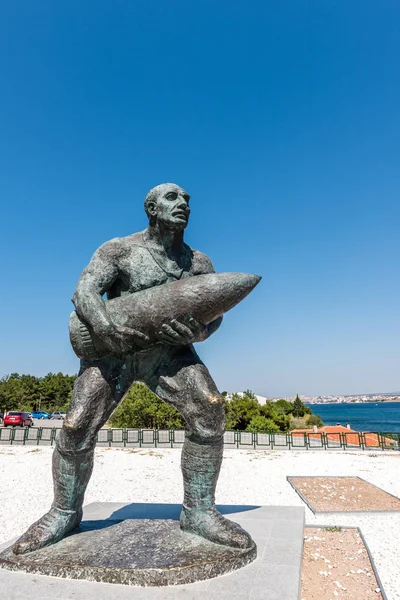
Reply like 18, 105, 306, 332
13, 183, 260, 555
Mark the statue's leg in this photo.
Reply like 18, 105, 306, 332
143, 346, 253, 549
12, 359, 129, 555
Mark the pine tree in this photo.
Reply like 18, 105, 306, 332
292, 394, 305, 418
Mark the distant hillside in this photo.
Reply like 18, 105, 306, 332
346, 392, 400, 397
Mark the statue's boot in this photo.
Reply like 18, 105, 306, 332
12, 448, 93, 555
180, 438, 253, 549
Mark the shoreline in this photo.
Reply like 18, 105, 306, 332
307, 399, 400, 404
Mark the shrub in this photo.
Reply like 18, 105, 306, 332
307, 415, 324, 428
246, 416, 280, 433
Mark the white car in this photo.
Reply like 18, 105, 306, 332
50, 411, 66, 420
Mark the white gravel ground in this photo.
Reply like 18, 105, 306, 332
0, 447, 399, 599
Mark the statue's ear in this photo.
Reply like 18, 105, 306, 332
148, 201, 157, 216
147, 201, 157, 225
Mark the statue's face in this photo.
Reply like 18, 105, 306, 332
151, 184, 191, 231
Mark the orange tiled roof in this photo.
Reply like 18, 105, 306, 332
291, 426, 396, 447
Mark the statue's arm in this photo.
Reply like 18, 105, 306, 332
72, 241, 119, 338
73, 241, 151, 354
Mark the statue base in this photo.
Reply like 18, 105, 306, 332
0, 519, 256, 587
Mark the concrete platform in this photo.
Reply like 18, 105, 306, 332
0, 503, 305, 600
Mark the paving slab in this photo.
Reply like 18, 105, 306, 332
0, 503, 305, 600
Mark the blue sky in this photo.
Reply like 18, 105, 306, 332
0, 1, 399, 397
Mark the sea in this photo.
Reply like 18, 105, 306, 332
305, 402, 400, 433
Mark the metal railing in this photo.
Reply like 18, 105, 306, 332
0, 427, 399, 450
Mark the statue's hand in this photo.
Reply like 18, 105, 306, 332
157, 316, 208, 346
101, 324, 151, 355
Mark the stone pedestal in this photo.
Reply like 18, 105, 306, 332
0, 518, 256, 587
0, 504, 305, 599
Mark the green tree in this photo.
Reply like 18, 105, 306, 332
259, 402, 290, 431
274, 399, 294, 415
225, 391, 260, 430
19, 374, 42, 410
260, 401, 277, 419
40, 373, 76, 412
109, 382, 184, 429
0, 372, 77, 414
0, 373, 42, 412
225, 391, 298, 432
246, 415, 279, 433
292, 394, 306, 418
273, 412, 291, 431
0, 374, 23, 413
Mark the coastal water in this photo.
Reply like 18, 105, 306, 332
306, 402, 400, 432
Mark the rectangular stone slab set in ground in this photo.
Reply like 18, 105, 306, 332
287, 476, 400, 513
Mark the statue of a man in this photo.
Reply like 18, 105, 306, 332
13, 183, 253, 555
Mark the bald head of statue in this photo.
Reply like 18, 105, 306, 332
144, 183, 191, 231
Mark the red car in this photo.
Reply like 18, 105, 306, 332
3, 412, 33, 428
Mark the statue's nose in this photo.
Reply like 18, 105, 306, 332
177, 197, 189, 209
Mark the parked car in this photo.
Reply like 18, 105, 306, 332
50, 411, 66, 420
31, 411, 51, 419
4, 412, 34, 428
0, 413, 3, 424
